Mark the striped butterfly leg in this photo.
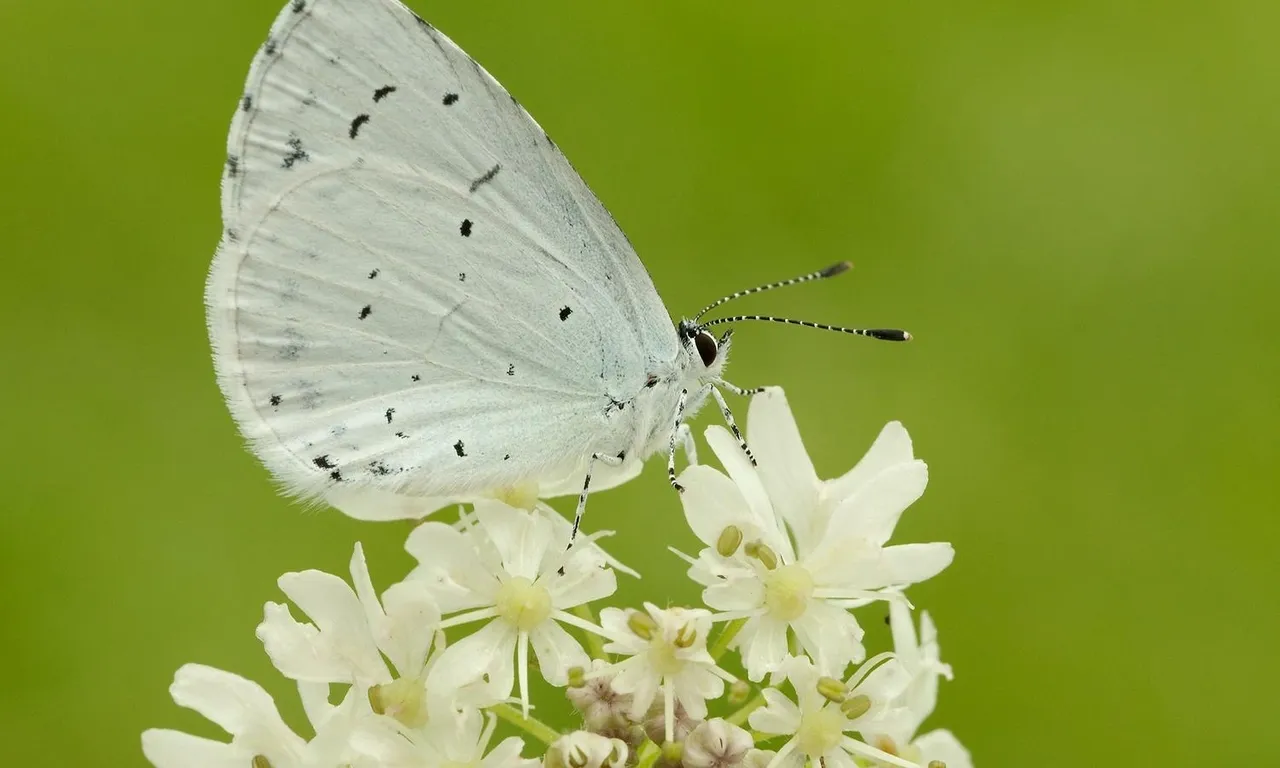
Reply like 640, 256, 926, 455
562, 450, 626, 569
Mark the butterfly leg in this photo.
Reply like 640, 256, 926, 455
568, 451, 625, 548
668, 389, 689, 493
716, 379, 766, 398
711, 386, 756, 466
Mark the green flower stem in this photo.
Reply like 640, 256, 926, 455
572, 603, 608, 660
488, 702, 561, 746
709, 618, 746, 661
725, 691, 766, 727
635, 740, 662, 768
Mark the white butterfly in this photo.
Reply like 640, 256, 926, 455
208, 0, 906, 530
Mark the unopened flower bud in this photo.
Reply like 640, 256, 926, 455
568, 666, 587, 688
682, 718, 753, 768
727, 680, 751, 705
566, 661, 633, 732
546, 732, 628, 768
716, 526, 743, 557
643, 699, 699, 744
662, 740, 684, 764
928, 762, 947, 768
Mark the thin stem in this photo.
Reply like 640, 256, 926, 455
572, 603, 608, 660
709, 618, 746, 661
725, 692, 766, 727
488, 702, 561, 746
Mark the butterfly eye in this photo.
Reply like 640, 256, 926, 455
694, 330, 718, 368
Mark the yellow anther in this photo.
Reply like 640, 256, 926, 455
628, 611, 658, 640
816, 676, 847, 703
744, 540, 778, 569
252, 757, 272, 768
567, 665, 586, 688
840, 694, 871, 720
674, 623, 698, 648
716, 525, 744, 557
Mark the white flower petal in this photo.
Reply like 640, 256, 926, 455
379, 578, 441, 678
792, 601, 866, 675
475, 501, 554, 580
549, 561, 618, 610
530, 620, 591, 686
142, 729, 240, 768
747, 688, 802, 734
824, 422, 914, 504
878, 543, 955, 587
678, 464, 760, 549
703, 573, 765, 612
913, 729, 974, 768
704, 427, 786, 556
824, 461, 928, 547
743, 388, 820, 537
167, 665, 305, 761
325, 487, 454, 521
272, 569, 388, 683
739, 614, 789, 682
406, 520, 499, 612
428, 620, 516, 699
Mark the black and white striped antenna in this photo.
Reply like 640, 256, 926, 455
694, 261, 911, 342
693, 261, 853, 321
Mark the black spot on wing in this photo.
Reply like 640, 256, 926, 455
373, 85, 397, 102
269, 394, 282, 407
396, 431, 408, 439
503, 454, 510, 461
459, 272, 466, 282
469, 164, 501, 193
226, 155, 239, 177
443, 92, 459, 106
282, 135, 309, 169
329, 469, 343, 481
385, 408, 395, 424
507, 364, 515, 376
368, 268, 379, 279
460, 219, 473, 237
411, 374, 421, 382
241, 94, 253, 112
263, 38, 278, 57
313, 455, 334, 469
559, 306, 573, 321
454, 440, 466, 457
358, 304, 372, 320
349, 114, 371, 139
291, 0, 306, 11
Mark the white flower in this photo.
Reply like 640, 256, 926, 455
141, 664, 362, 768
410, 500, 617, 715
354, 705, 538, 768
600, 604, 733, 744
860, 603, 972, 768
256, 542, 496, 726
679, 387, 954, 681
545, 731, 629, 768
682, 718, 753, 768
748, 656, 920, 768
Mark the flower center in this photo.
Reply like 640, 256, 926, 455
763, 563, 815, 621
647, 634, 687, 677
494, 576, 552, 631
368, 676, 428, 728
795, 705, 845, 757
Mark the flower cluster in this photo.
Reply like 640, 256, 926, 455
143, 388, 972, 768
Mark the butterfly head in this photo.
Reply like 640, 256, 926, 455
677, 319, 732, 380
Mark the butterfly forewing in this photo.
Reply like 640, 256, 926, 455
208, 0, 677, 500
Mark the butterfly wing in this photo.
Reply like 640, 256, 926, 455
209, 0, 676, 501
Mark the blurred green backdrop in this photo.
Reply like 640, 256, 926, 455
3, 0, 1278, 765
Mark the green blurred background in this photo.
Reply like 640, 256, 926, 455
3, 0, 1278, 764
